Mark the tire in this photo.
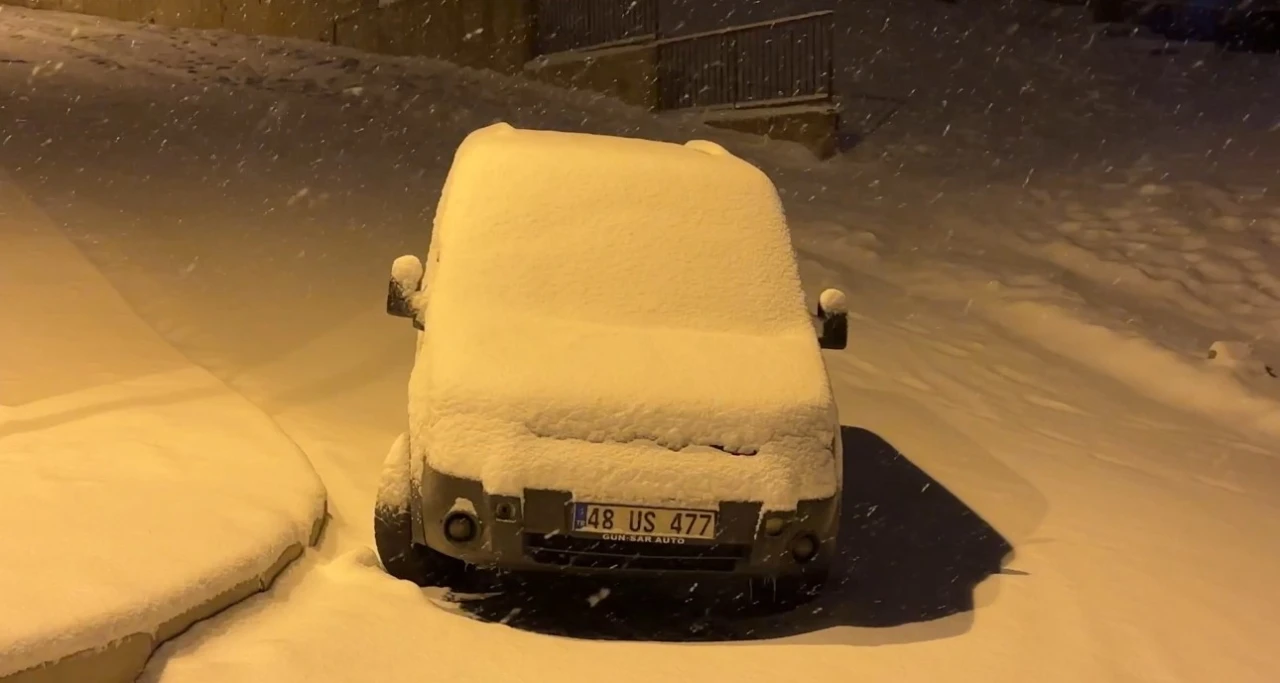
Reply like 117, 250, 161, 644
374, 502, 470, 588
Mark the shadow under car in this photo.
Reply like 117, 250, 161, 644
449, 426, 1014, 643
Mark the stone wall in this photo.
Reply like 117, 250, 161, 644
704, 105, 841, 160
332, 0, 534, 73
522, 41, 842, 159
524, 43, 659, 110
0, 0, 534, 74
3, 0, 838, 155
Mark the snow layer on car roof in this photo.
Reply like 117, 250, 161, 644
408, 125, 837, 509
425, 123, 811, 334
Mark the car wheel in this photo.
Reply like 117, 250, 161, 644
374, 502, 470, 588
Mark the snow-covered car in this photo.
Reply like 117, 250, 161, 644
375, 123, 849, 601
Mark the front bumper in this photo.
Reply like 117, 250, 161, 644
411, 463, 838, 579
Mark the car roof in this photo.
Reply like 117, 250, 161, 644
426, 124, 813, 336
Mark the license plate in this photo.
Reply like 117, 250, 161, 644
571, 503, 717, 541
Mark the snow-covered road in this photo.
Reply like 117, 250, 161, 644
3, 4, 1280, 682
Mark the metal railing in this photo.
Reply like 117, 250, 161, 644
655, 10, 835, 110
534, 0, 659, 54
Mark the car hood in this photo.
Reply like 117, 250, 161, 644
410, 412, 839, 512
408, 316, 839, 509
413, 314, 835, 446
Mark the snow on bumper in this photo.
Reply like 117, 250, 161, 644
409, 455, 838, 578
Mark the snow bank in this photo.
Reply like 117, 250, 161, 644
0, 369, 327, 679
141, 549, 868, 683
806, 169, 1280, 445
879, 250, 1280, 442
410, 125, 837, 509
0, 174, 326, 680
1013, 183, 1280, 347
985, 300, 1280, 439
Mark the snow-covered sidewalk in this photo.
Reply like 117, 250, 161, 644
0, 173, 326, 680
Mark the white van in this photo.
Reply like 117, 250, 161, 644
376, 123, 848, 602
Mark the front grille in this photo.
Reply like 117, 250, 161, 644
524, 533, 750, 572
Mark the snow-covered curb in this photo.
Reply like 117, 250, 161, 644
4, 545, 305, 683
0, 174, 327, 683
0, 369, 327, 682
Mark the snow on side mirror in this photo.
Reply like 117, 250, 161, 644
816, 288, 848, 351
388, 255, 424, 327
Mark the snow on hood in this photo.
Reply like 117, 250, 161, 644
412, 413, 838, 511
408, 310, 839, 509
418, 311, 833, 446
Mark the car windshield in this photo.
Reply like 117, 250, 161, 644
428, 128, 813, 335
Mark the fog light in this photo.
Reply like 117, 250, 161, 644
789, 534, 819, 563
763, 517, 786, 536
444, 513, 477, 543
494, 501, 517, 522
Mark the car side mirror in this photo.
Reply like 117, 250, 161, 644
388, 255, 425, 330
815, 288, 848, 351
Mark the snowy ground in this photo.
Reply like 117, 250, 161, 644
0, 169, 325, 677
2, 3, 1279, 682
